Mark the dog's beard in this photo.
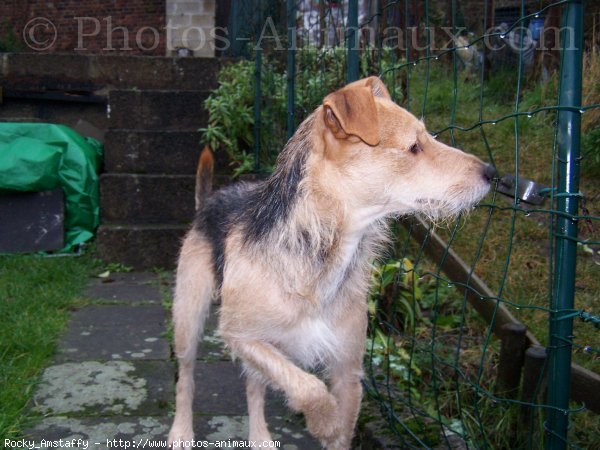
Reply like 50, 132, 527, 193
415, 183, 489, 227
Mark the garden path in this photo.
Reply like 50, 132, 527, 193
24, 272, 318, 449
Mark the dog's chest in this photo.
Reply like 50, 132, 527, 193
312, 231, 369, 305
275, 316, 341, 368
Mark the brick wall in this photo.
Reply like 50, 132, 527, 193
0, 0, 166, 55
166, 0, 215, 57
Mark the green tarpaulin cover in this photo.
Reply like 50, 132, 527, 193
0, 123, 103, 251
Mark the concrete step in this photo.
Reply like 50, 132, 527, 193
0, 97, 108, 130
100, 173, 232, 223
96, 223, 188, 269
103, 129, 230, 174
108, 90, 209, 130
100, 173, 195, 224
1, 53, 223, 93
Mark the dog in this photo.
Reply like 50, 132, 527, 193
167, 76, 495, 449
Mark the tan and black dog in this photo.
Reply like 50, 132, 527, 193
168, 77, 495, 449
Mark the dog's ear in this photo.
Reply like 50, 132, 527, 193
323, 85, 380, 146
365, 76, 392, 100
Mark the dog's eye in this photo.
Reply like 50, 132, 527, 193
409, 143, 422, 154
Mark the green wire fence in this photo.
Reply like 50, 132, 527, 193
207, 0, 600, 448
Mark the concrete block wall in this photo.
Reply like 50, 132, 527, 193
166, 0, 216, 57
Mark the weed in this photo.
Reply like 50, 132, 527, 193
104, 262, 134, 273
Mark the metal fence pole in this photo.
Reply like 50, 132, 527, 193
346, 0, 359, 83
546, 1, 583, 449
253, 0, 263, 172
229, 0, 240, 57
286, 0, 296, 140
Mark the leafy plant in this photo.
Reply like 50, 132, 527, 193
369, 257, 424, 333
200, 60, 258, 176
366, 327, 422, 400
103, 262, 134, 273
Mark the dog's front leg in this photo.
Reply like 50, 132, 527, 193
226, 338, 341, 446
327, 368, 363, 450
325, 298, 369, 450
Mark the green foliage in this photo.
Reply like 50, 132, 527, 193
369, 255, 462, 334
369, 257, 423, 333
0, 20, 23, 52
366, 326, 423, 407
104, 262, 134, 273
200, 60, 258, 176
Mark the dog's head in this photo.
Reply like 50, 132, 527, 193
313, 76, 494, 223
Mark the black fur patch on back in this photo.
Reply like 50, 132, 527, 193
241, 154, 307, 242
241, 116, 312, 242
193, 183, 260, 287
193, 115, 313, 286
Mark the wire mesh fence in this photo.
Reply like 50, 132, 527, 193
204, 0, 600, 448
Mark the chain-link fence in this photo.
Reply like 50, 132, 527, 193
203, 1, 600, 448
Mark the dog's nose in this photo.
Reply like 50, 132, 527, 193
482, 164, 498, 183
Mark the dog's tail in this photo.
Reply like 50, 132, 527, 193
195, 145, 214, 210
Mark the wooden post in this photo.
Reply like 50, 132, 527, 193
520, 345, 547, 432
521, 345, 547, 404
496, 322, 527, 398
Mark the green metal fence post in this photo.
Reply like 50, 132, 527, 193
229, 0, 240, 56
546, 1, 584, 449
346, 0, 359, 83
253, 0, 263, 172
286, 0, 296, 140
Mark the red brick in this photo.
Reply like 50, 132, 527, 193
0, 0, 166, 55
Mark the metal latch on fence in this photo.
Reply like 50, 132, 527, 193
496, 173, 549, 205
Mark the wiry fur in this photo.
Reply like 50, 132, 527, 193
168, 77, 494, 450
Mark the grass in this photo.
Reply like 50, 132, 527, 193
0, 253, 98, 440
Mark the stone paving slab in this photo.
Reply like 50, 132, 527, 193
24, 414, 320, 450
32, 361, 173, 417
193, 415, 321, 449
56, 323, 170, 362
192, 361, 247, 415
198, 315, 229, 362
192, 362, 290, 417
55, 305, 169, 362
66, 305, 166, 327
24, 416, 171, 450
84, 272, 163, 304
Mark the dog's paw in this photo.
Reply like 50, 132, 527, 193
167, 425, 194, 449
287, 376, 329, 412
304, 392, 342, 447
321, 434, 351, 450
